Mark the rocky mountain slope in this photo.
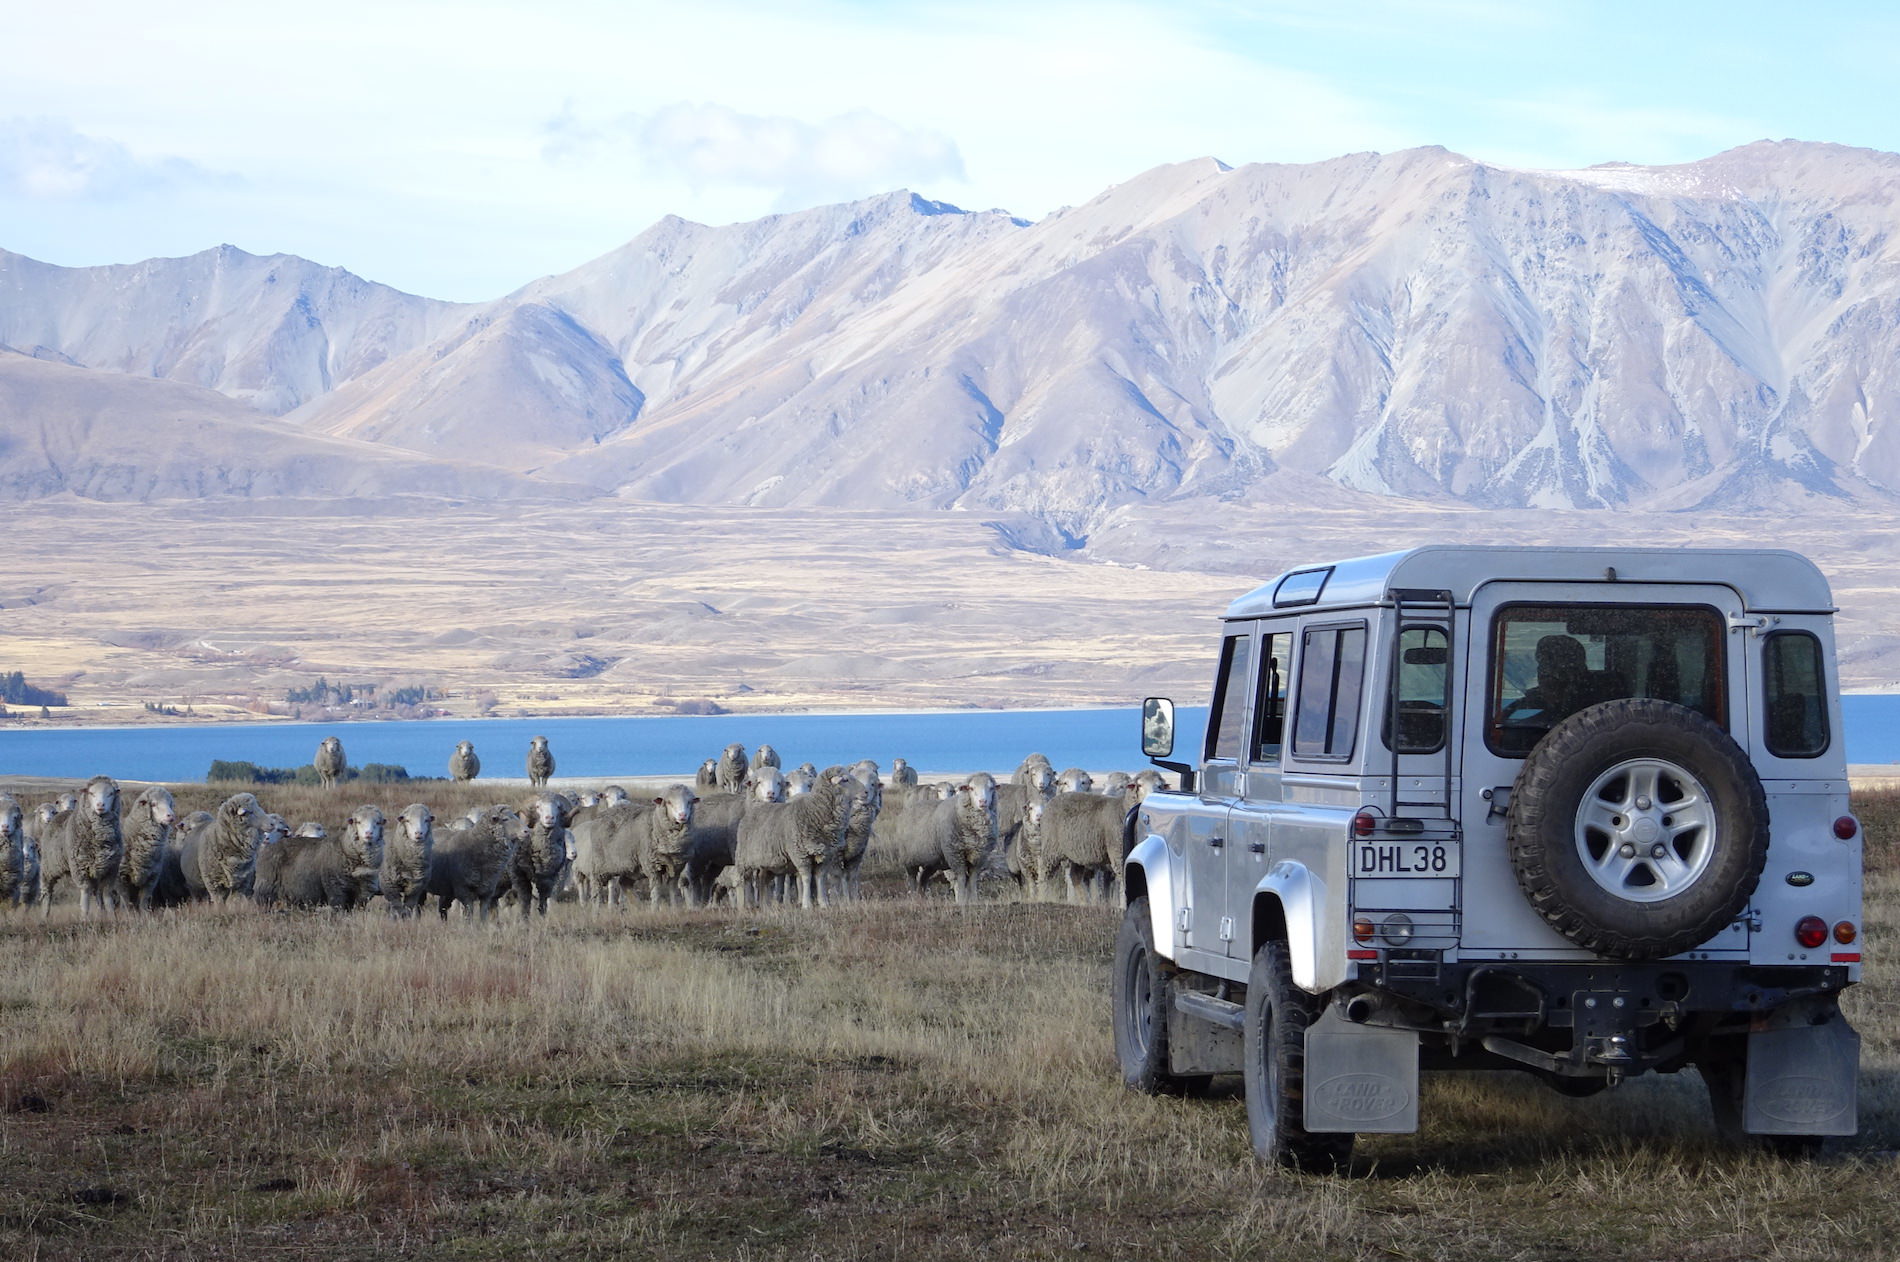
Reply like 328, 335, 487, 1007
5, 142, 1899, 533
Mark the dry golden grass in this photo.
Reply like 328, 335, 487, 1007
0, 791, 1896, 1259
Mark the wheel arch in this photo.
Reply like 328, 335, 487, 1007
1251, 861, 1339, 992
1123, 834, 1175, 963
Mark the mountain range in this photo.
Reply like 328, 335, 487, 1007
5, 140, 1900, 542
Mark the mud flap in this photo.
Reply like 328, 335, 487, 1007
1745, 1003, 1859, 1137
1302, 1007, 1420, 1134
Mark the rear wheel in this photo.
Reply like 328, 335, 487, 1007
1112, 897, 1208, 1094
1242, 940, 1352, 1173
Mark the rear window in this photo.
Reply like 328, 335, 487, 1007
1764, 632, 1829, 758
1293, 624, 1366, 761
1488, 604, 1726, 756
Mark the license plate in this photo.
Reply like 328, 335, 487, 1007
1353, 840, 1459, 878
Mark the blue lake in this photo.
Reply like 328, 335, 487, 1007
2, 696, 1898, 783
0, 707, 1213, 784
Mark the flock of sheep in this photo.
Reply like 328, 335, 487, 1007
0, 737, 1169, 920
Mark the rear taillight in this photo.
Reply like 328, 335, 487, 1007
1834, 816, 1859, 840
1835, 921, 1858, 945
1352, 811, 1377, 838
1795, 916, 1828, 949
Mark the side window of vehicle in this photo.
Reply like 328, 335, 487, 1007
1385, 626, 1449, 753
1205, 632, 1253, 761
1764, 631, 1829, 758
1292, 623, 1367, 760
1252, 631, 1292, 763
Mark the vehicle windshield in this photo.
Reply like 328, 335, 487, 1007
1487, 604, 1726, 755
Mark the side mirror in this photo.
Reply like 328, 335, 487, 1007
1141, 697, 1175, 759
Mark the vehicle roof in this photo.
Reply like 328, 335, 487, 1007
1223, 545, 1834, 620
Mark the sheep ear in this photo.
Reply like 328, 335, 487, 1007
653, 797, 665, 806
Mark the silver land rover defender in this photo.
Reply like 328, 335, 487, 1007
1118, 546, 1862, 1171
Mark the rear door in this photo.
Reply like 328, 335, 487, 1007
1458, 582, 1750, 957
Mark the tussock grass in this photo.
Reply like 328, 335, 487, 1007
0, 793, 1897, 1257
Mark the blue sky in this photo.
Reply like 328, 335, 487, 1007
1, 0, 1894, 301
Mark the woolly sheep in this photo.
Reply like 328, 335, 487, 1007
680, 792, 748, 905
1009, 795, 1052, 900
695, 759, 719, 792
427, 805, 521, 920
382, 803, 436, 918
889, 758, 918, 788
885, 773, 997, 904
751, 744, 781, 774
1100, 771, 1131, 798
314, 736, 347, 789
511, 793, 575, 917
254, 805, 386, 911
1, 793, 29, 908
753, 768, 789, 804
527, 735, 555, 788
294, 821, 327, 839
1056, 768, 1095, 795
993, 780, 1054, 888
449, 740, 481, 783
177, 792, 268, 905
1013, 754, 1054, 788
119, 786, 179, 912
834, 766, 882, 900
734, 771, 857, 909
784, 765, 817, 797
716, 744, 748, 794
40, 775, 124, 917
1127, 770, 1168, 803
1036, 791, 1128, 903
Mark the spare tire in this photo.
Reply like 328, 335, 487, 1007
1505, 698, 1768, 960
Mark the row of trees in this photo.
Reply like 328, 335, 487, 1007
2, 670, 65, 707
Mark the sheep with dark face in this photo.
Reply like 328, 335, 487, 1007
449, 740, 481, 783
254, 805, 386, 911
177, 792, 267, 905
527, 736, 555, 788
511, 793, 575, 917
119, 786, 179, 911
314, 737, 347, 789
382, 804, 435, 918
1, 793, 30, 908
427, 805, 521, 920
734, 772, 857, 909
716, 744, 748, 794
885, 773, 998, 904
39, 775, 124, 916
695, 759, 719, 792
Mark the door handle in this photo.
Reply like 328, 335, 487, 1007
1248, 842, 1265, 854
1208, 836, 1224, 849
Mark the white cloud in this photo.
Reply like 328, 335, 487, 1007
0, 116, 226, 200
545, 102, 965, 209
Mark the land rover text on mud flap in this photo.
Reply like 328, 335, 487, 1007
1116, 546, 1861, 1171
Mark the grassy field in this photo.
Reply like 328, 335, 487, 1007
2, 783, 1898, 1260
